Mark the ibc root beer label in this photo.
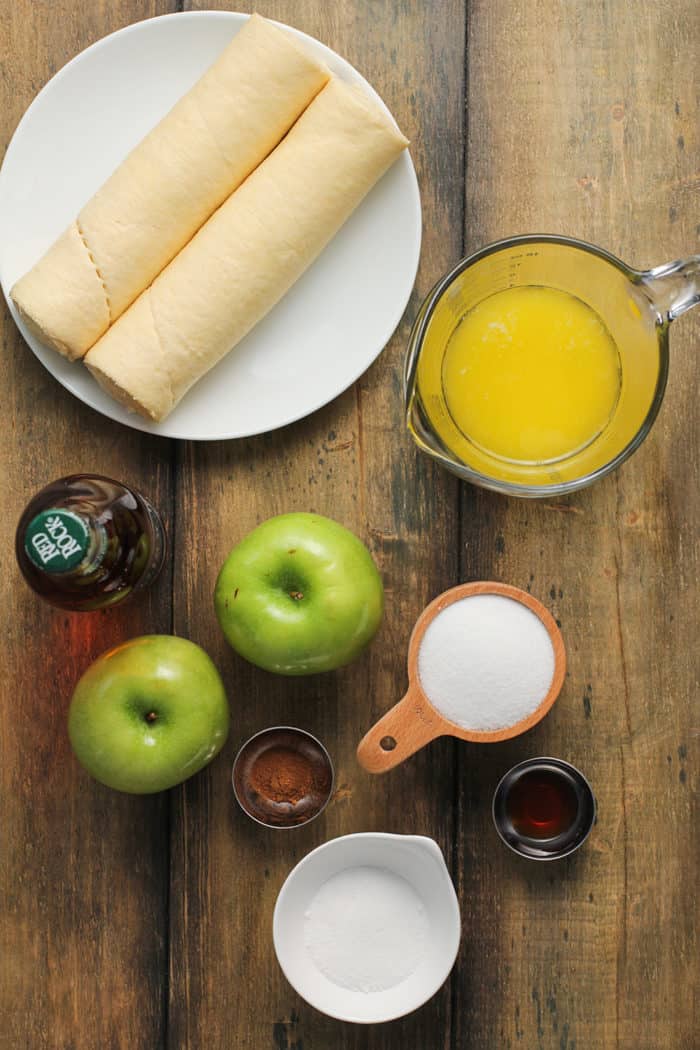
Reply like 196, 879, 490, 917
24, 510, 90, 573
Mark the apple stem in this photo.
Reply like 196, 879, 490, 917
145, 711, 158, 724
289, 591, 304, 601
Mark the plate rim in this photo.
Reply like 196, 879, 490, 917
0, 9, 422, 442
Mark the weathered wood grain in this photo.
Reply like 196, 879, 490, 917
2, 1, 697, 1048
169, 2, 465, 1048
457, 2, 699, 1048
0, 3, 175, 1049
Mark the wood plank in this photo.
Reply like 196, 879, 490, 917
457, 2, 699, 1048
4, 2, 694, 1048
0, 3, 176, 1048
170, 1, 465, 1047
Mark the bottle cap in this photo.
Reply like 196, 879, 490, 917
24, 510, 91, 573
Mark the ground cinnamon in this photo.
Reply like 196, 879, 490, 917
249, 746, 316, 805
234, 728, 333, 827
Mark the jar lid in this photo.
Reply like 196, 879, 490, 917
24, 509, 91, 573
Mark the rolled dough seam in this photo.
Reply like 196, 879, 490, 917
191, 91, 239, 179
75, 219, 112, 324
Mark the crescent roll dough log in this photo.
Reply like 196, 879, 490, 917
84, 78, 409, 422
10, 14, 329, 360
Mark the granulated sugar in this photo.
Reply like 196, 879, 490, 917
417, 594, 555, 731
304, 866, 429, 993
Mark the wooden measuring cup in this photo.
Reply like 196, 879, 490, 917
357, 582, 566, 773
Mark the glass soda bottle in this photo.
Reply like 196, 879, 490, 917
16, 474, 166, 611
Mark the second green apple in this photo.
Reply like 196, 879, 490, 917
214, 513, 383, 675
68, 635, 229, 794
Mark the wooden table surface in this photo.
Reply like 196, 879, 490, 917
1, 2, 697, 1048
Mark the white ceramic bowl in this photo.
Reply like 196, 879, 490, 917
273, 832, 461, 1023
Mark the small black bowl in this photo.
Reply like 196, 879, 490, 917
492, 757, 596, 860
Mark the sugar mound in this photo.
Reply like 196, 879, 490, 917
417, 594, 555, 731
304, 866, 429, 993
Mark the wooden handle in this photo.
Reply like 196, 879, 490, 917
356, 687, 445, 773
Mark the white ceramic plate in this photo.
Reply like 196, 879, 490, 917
273, 833, 461, 1023
0, 11, 421, 441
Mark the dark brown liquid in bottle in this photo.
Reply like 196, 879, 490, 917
16, 474, 166, 611
506, 769, 579, 840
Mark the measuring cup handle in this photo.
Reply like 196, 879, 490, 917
640, 254, 700, 321
356, 687, 445, 773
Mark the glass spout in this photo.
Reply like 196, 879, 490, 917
637, 255, 700, 322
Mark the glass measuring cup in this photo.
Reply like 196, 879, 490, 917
405, 235, 699, 497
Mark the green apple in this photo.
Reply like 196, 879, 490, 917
68, 635, 229, 794
214, 513, 383, 675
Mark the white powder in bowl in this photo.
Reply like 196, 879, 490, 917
417, 594, 555, 731
304, 866, 429, 993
